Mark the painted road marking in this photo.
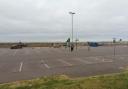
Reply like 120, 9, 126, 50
41, 60, 50, 69
119, 66, 124, 70
86, 56, 113, 63
13, 50, 18, 56
102, 58, 113, 63
58, 59, 73, 66
93, 57, 113, 63
44, 64, 50, 69
74, 58, 92, 64
19, 62, 23, 72
119, 57, 125, 60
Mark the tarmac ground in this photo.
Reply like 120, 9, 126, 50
0, 46, 128, 83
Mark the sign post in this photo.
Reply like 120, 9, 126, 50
113, 38, 116, 59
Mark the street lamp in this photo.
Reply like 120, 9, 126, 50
69, 12, 75, 44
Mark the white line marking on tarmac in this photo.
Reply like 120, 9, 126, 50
86, 56, 113, 63
74, 58, 92, 64
13, 50, 18, 56
41, 60, 50, 69
119, 57, 125, 60
44, 64, 50, 69
119, 67, 124, 70
102, 58, 113, 63
19, 62, 23, 72
58, 59, 73, 66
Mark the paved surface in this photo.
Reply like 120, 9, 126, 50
0, 46, 128, 83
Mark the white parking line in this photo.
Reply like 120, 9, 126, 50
102, 59, 113, 63
41, 60, 50, 69
13, 50, 18, 56
119, 66, 124, 70
86, 56, 113, 63
44, 64, 50, 69
58, 59, 73, 66
119, 57, 125, 60
19, 62, 23, 72
74, 58, 92, 64
94, 57, 113, 63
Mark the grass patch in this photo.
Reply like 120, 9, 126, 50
1, 72, 128, 89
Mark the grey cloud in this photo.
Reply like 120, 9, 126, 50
0, 0, 128, 42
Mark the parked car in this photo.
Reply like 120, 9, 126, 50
10, 42, 27, 49
10, 44, 22, 49
88, 42, 103, 47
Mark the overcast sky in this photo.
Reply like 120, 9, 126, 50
0, 0, 128, 42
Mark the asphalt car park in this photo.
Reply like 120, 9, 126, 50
0, 46, 128, 83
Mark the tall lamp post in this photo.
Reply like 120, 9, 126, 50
69, 12, 75, 44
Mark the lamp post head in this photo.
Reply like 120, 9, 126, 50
69, 12, 75, 14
